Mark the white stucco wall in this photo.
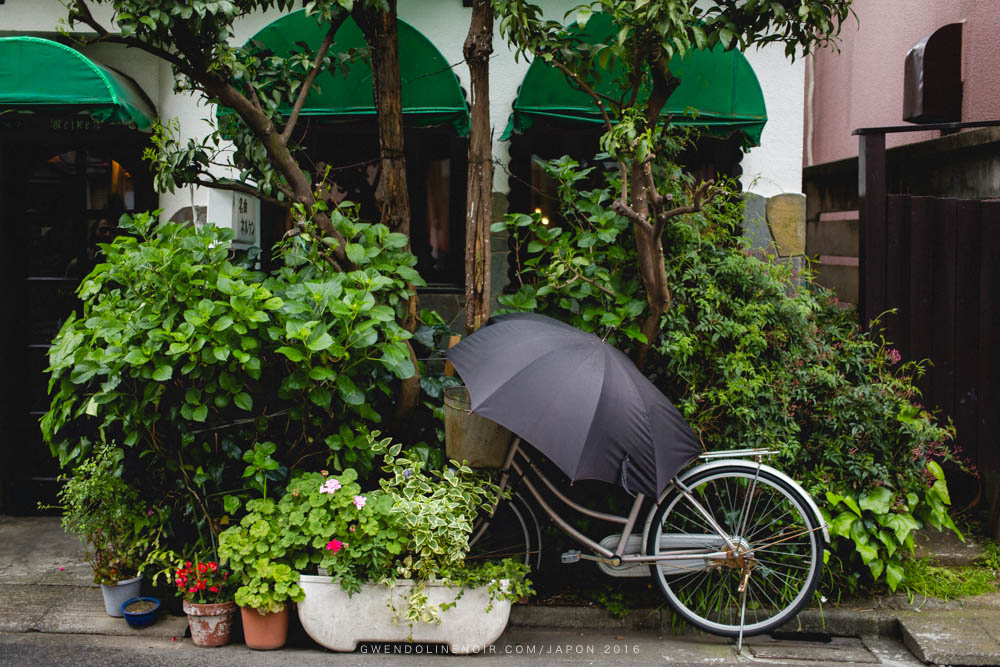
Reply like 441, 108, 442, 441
3, 0, 806, 217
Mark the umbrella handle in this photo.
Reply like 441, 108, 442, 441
619, 456, 635, 497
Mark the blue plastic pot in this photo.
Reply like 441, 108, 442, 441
121, 597, 161, 628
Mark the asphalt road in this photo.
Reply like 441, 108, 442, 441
0, 628, 925, 666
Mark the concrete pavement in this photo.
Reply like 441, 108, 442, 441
2, 515, 997, 665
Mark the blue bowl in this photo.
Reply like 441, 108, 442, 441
121, 597, 161, 628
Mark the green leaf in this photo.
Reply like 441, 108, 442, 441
123, 349, 149, 365
345, 243, 366, 265
336, 375, 364, 406
859, 487, 892, 514
276, 346, 306, 362
212, 315, 235, 332
234, 392, 253, 412
307, 333, 334, 352
191, 404, 208, 422
308, 366, 337, 381
855, 542, 878, 564
829, 510, 857, 537
886, 563, 904, 592
153, 365, 173, 381
223, 494, 240, 515
309, 386, 332, 409
927, 461, 951, 505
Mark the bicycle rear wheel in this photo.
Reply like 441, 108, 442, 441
646, 465, 822, 637
468, 491, 542, 571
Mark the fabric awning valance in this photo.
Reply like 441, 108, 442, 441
501, 13, 767, 147
0, 36, 156, 132
244, 11, 470, 135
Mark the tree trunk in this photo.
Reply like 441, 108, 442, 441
354, 0, 411, 238
353, 1, 420, 429
631, 162, 668, 371
630, 60, 680, 370
463, 0, 494, 335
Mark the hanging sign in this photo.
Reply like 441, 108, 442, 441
232, 192, 260, 248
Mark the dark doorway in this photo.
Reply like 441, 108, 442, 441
0, 127, 154, 513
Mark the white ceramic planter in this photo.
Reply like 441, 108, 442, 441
298, 575, 511, 654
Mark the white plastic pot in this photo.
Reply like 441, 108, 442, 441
297, 575, 511, 654
100, 575, 142, 617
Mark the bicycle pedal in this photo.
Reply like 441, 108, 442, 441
561, 550, 581, 564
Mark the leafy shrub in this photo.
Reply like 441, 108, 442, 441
496, 155, 966, 594
53, 443, 165, 585
41, 207, 420, 545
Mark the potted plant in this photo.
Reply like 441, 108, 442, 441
220, 433, 531, 653
53, 443, 163, 617
218, 500, 305, 650
174, 558, 237, 647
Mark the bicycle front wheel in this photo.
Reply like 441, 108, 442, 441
646, 465, 823, 637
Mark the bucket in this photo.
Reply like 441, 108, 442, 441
443, 386, 513, 469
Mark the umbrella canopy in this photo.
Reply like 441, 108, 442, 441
445, 313, 701, 497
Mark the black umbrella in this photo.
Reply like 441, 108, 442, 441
444, 312, 701, 497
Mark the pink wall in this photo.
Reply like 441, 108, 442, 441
806, 0, 1000, 166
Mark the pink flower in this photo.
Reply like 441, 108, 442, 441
886, 348, 902, 364
349, 525, 356, 533
353, 495, 366, 510
326, 539, 343, 554
319, 479, 342, 495
59, 567, 65, 571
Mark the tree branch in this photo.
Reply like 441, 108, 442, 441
612, 199, 653, 233
548, 59, 615, 135
281, 17, 346, 145
652, 179, 716, 237
189, 177, 288, 208
69, 1, 202, 84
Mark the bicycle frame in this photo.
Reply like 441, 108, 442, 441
477, 437, 757, 566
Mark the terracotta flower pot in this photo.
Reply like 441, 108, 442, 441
183, 600, 237, 647
240, 605, 289, 650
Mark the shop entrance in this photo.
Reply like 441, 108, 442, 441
0, 133, 154, 512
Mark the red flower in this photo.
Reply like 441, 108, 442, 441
188, 586, 198, 594
197, 562, 208, 574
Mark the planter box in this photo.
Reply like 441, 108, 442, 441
298, 575, 511, 654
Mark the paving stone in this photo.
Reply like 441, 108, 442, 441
0, 516, 91, 586
746, 635, 877, 663
0, 584, 187, 639
898, 607, 1000, 666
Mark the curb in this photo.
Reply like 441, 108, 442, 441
510, 591, 1000, 638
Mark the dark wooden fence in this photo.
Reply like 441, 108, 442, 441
856, 122, 1000, 501
865, 195, 1000, 475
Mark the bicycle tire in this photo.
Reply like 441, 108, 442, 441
468, 491, 542, 571
646, 464, 823, 637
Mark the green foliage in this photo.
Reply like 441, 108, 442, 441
219, 433, 532, 624
51, 443, 165, 585
900, 557, 1000, 602
216, 494, 306, 613
41, 207, 419, 544
498, 154, 966, 595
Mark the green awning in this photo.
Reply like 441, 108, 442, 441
244, 11, 470, 135
0, 36, 156, 132
501, 13, 767, 147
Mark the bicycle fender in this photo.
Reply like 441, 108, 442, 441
640, 459, 830, 549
